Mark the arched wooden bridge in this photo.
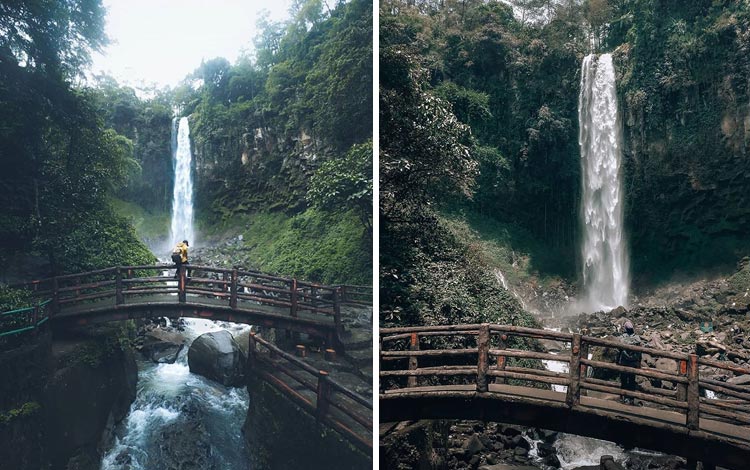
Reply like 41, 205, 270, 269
380, 324, 750, 470
1, 264, 371, 346
1, 264, 373, 453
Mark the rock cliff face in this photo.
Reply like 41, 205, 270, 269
44, 326, 138, 469
0, 325, 138, 470
612, 11, 750, 280
193, 123, 330, 216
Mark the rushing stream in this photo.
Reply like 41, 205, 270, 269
100, 319, 252, 470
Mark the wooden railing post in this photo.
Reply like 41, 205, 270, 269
316, 370, 331, 421
687, 353, 700, 430
222, 272, 228, 293
116, 267, 124, 305
676, 358, 688, 402
51, 277, 60, 315
408, 333, 419, 388
333, 287, 342, 335
178, 266, 187, 303
495, 333, 508, 385
230, 268, 238, 309
477, 324, 490, 393
566, 334, 582, 407
290, 279, 298, 317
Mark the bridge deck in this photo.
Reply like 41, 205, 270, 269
383, 384, 748, 444
54, 293, 332, 327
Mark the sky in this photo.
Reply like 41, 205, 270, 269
89, 0, 293, 90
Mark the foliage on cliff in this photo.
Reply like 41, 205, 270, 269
606, 1, 750, 280
179, 0, 373, 220
380, 13, 533, 328
381, 0, 586, 281
0, 0, 155, 276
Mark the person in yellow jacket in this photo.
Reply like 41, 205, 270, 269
171, 239, 189, 279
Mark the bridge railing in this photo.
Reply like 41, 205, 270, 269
380, 324, 750, 435
13, 264, 344, 332
334, 284, 373, 307
248, 332, 372, 452
0, 299, 52, 341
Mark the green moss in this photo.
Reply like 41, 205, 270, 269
201, 209, 371, 286
0, 402, 41, 425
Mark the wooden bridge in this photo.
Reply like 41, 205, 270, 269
1, 264, 371, 346
1, 264, 373, 453
380, 324, 750, 470
248, 332, 372, 453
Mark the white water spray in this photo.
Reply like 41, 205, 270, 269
579, 54, 629, 312
170, 117, 195, 247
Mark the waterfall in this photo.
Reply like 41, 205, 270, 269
170, 117, 195, 248
578, 53, 628, 312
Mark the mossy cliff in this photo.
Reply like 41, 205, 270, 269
611, 3, 750, 282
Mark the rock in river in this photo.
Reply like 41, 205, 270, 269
187, 330, 246, 386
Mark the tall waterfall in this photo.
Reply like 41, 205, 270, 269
578, 53, 628, 311
170, 117, 195, 247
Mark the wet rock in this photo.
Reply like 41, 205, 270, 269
155, 400, 216, 470
187, 330, 246, 386
463, 434, 486, 456
611, 306, 628, 316
655, 358, 678, 373
140, 328, 185, 364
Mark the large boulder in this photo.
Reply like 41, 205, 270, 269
187, 331, 246, 386
139, 328, 185, 364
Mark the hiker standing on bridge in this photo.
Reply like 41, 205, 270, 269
171, 239, 190, 280
617, 320, 642, 405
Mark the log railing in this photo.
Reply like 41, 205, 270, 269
380, 324, 750, 437
248, 332, 372, 452
335, 284, 373, 306
7, 264, 349, 336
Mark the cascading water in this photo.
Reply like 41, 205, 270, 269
579, 53, 629, 312
100, 116, 253, 469
100, 320, 252, 470
170, 117, 195, 247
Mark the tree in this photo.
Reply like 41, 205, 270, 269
308, 140, 373, 239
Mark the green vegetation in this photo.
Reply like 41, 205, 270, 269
200, 209, 370, 285
110, 198, 170, 244
382, 0, 750, 315
0, 286, 34, 313
0, 1, 155, 276
0, 402, 41, 425
608, 1, 750, 282
96, 0, 373, 282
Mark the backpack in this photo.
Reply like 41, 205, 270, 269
618, 348, 642, 366
171, 246, 182, 263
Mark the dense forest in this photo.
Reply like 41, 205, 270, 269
0, 0, 373, 293
380, 0, 750, 327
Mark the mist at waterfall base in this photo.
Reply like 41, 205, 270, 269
101, 320, 252, 470
169, 116, 195, 251
578, 53, 629, 314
